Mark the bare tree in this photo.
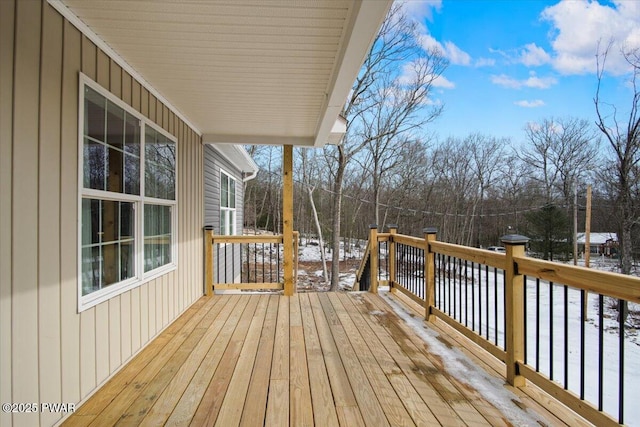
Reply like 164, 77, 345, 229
594, 45, 640, 281
466, 133, 508, 247
520, 117, 599, 206
324, 2, 447, 290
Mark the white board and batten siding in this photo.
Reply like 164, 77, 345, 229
204, 144, 245, 285
0, 1, 204, 425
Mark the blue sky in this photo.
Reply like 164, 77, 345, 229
401, 0, 640, 145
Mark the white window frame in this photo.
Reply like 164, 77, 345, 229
77, 74, 178, 312
220, 169, 237, 236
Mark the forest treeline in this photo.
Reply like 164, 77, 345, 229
243, 121, 625, 261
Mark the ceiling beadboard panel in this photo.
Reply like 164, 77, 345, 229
58, 0, 391, 146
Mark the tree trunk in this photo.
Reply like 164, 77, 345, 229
308, 186, 328, 283
330, 146, 346, 291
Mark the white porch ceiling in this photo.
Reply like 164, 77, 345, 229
53, 0, 392, 147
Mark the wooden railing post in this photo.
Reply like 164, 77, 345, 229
424, 227, 437, 322
502, 233, 529, 387
204, 226, 214, 296
369, 225, 378, 294
387, 225, 397, 292
283, 144, 295, 296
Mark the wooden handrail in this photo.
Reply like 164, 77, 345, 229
515, 255, 640, 303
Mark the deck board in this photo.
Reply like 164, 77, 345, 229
62, 292, 562, 427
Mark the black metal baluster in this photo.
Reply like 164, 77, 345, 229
580, 289, 585, 400
619, 298, 625, 424
536, 278, 540, 372
471, 261, 475, 332
478, 262, 482, 337
276, 243, 281, 282
550, 281, 554, 381
494, 268, 498, 346
486, 265, 490, 339
564, 285, 568, 389
598, 294, 604, 411
447, 256, 452, 315
216, 244, 220, 284
436, 254, 441, 309
246, 243, 250, 282
503, 272, 506, 349
232, 242, 235, 283
524, 275, 528, 365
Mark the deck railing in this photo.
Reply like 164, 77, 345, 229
354, 225, 640, 426
204, 228, 298, 294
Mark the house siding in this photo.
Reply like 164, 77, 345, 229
204, 144, 245, 283
0, 2, 204, 426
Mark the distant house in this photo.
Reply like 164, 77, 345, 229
576, 232, 618, 256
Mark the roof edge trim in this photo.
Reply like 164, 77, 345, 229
203, 134, 315, 147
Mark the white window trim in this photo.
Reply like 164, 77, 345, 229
77, 73, 178, 312
220, 169, 237, 236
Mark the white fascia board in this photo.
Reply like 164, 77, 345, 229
48, 0, 202, 137
203, 133, 315, 147
313, 0, 393, 147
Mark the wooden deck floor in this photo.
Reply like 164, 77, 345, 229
62, 292, 558, 427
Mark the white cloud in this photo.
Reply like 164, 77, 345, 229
400, 0, 442, 22
491, 71, 557, 89
418, 34, 472, 66
397, 60, 455, 88
541, 0, 640, 75
518, 43, 551, 67
474, 57, 496, 67
433, 75, 455, 89
443, 41, 471, 65
514, 99, 545, 108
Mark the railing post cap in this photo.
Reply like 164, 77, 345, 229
369, 224, 378, 229
386, 224, 398, 230
423, 227, 438, 234
204, 225, 214, 231
500, 234, 529, 245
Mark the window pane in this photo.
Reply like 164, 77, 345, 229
144, 204, 172, 272
102, 243, 119, 286
145, 127, 175, 200
83, 138, 105, 190
100, 200, 120, 244
124, 114, 140, 156
82, 246, 102, 296
221, 175, 228, 208
120, 201, 134, 239
105, 145, 124, 194
82, 198, 101, 245
83, 86, 141, 195
85, 86, 105, 142
120, 240, 134, 281
106, 100, 125, 150
229, 178, 236, 209
81, 198, 135, 295
229, 210, 235, 235
124, 152, 140, 195
220, 210, 227, 235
